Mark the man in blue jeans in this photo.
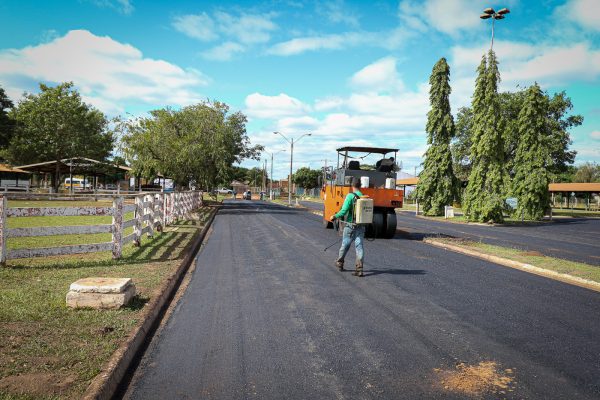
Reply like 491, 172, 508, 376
329, 179, 365, 277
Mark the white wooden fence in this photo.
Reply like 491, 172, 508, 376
0, 191, 202, 264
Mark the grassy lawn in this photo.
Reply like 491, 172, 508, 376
6, 200, 160, 255
431, 237, 600, 284
0, 205, 216, 399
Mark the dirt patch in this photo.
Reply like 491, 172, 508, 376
0, 372, 76, 397
435, 361, 515, 397
521, 250, 544, 257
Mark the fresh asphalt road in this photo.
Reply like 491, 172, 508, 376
301, 200, 600, 265
124, 200, 600, 399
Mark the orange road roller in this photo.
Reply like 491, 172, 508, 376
321, 146, 403, 238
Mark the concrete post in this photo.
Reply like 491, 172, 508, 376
147, 194, 154, 238
112, 197, 123, 259
134, 195, 143, 246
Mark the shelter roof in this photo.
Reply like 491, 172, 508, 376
396, 177, 419, 185
336, 146, 398, 154
16, 157, 131, 175
548, 183, 600, 192
0, 164, 30, 174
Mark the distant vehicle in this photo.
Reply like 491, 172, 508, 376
104, 183, 117, 190
216, 188, 233, 194
243, 190, 252, 200
64, 177, 91, 190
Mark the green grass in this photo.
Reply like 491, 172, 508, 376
0, 206, 216, 399
8, 200, 117, 208
551, 208, 600, 218
432, 238, 600, 284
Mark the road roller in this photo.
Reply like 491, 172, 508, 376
321, 146, 403, 239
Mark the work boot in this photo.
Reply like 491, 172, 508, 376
352, 260, 364, 277
335, 259, 344, 271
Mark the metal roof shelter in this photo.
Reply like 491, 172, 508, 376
548, 183, 600, 192
17, 157, 131, 175
16, 157, 133, 191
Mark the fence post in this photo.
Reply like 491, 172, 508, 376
157, 193, 164, 232
134, 195, 143, 246
112, 197, 123, 259
147, 194, 154, 238
0, 195, 6, 265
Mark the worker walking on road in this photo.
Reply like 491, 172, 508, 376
329, 179, 365, 277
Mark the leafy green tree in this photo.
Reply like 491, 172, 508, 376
246, 167, 266, 187
453, 89, 581, 182
512, 84, 550, 220
0, 86, 15, 158
418, 57, 458, 216
451, 106, 473, 183
293, 167, 321, 189
463, 51, 507, 223
8, 82, 112, 189
574, 162, 600, 183
120, 101, 262, 190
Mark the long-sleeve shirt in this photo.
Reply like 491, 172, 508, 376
334, 190, 363, 223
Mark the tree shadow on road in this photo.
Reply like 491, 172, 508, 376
363, 268, 426, 277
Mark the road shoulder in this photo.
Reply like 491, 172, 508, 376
424, 237, 600, 293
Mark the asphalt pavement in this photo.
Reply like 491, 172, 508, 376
301, 200, 600, 265
124, 200, 600, 399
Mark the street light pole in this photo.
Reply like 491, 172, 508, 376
274, 131, 312, 205
264, 149, 286, 200
480, 7, 510, 50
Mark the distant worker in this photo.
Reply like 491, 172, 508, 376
329, 179, 365, 277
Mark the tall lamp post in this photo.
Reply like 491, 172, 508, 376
480, 7, 510, 50
264, 149, 286, 200
274, 131, 312, 205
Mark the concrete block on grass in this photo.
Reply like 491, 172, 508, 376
66, 277, 136, 309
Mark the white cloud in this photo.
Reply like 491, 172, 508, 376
0, 30, 209, 115
450, 41, 600, 90
172, 11, 277, 45
87, 0, 134, 15
172, 13, 218, 41
317, 0, 360, 28
398, 0, 481, 36
245, 93, 311, 119
172, 11, 277, 60
202, 42, 245, 61
266, 25, 417, 57
559, 0, 600, 32
591, 131, 600, 140
350, 56, 405, 92
314, 96, 345, 111
214, 11, 277, 44
267, 31, 376, 56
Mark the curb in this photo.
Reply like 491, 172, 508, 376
423, 238, 600, 294
82, 206, 220, 400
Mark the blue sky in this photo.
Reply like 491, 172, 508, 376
1, 0, 599, 179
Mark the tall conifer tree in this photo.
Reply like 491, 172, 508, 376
418, 58, 457, 216
512, 83, 549, 220
463, 50, 507, 222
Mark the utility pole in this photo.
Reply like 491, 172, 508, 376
262, 159, 267, 192
264, 149, 286, 200
274, 131, 312, 205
